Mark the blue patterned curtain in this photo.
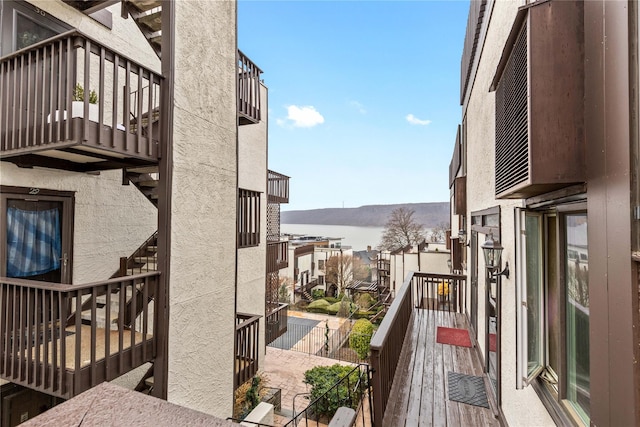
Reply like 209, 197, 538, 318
6, 207, 61, 277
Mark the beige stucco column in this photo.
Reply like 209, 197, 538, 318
166, 0, 238, 418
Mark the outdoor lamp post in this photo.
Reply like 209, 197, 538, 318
447, 258, 452, 273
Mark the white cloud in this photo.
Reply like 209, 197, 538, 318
406, 114, 432, 126
349, 100, 366, 114
279, 105, 325, 128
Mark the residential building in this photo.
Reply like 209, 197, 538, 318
0, 0, 289, 424
376, 241, 450, 296
448, 0, 639, 425
281, 236, 354, 301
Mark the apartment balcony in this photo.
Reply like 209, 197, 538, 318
0, 31, 162, 172
238, 50, 262, 126
267, 170, 290, 204
235, 312, 260, 390
267, 240, 289, 273
0, 272, 159, 399
265, 303, 288, 345
370, 272, 502, 426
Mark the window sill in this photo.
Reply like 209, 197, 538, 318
531, 378, 578, 427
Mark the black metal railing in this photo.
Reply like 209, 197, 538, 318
284, 364, 372, 426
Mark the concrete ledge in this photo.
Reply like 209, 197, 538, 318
242, 402, 274, 426
329, 407, 356, 427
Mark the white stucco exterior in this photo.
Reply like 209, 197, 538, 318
455, 1, 556, 424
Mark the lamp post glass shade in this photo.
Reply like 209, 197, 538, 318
481, 233, 503, 269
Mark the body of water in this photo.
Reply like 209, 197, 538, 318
281, 224, 385, 251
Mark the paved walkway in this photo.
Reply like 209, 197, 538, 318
263, 312, 355, 426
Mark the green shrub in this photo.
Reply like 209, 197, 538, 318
303, 364, 364, 419
353, 310, 376, 319
349, 319, 374, 359
355, 293, 374, 310
324, 296, 341, 304
307, 299, 330, 314
312, 289, 325, 299
326, 301, 357, 315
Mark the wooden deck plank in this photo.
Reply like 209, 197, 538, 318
442, 327, 462, 426
418, 309, 435, 425
405, 310, 429, 425
432, 314, 447, 427
383, 311, 419, 426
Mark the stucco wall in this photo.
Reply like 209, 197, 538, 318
166, 0, 237, 418
237, 83, 268, 371
1, 164, 157, 283
25, 0, 160, 72
0, 2, 159, 283
462, 1, 554, 425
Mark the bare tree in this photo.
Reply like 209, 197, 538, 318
378, 207, 426, 251
325, 253, 359, 295
429, 221, 450, 242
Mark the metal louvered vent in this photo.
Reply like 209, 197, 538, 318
495, 22, 529, 196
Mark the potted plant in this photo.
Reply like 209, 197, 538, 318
71, 83, 99, 122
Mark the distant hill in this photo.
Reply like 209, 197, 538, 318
281, 202, 450, 228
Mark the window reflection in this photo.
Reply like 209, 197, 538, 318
16, 12, 57, 51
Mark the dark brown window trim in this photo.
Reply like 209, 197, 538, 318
471, 205, 501, 240
525, 184, 587, 209
531, 379, 576, 427
1, 185, 75, 198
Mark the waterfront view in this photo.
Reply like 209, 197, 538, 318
281, 224, 385, 251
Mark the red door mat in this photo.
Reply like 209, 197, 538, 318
436, 327, 472, 348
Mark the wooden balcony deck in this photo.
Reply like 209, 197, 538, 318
383, 309, 499, 426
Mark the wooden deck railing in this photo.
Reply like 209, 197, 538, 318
0, 272, 159, 399
267, 240, 288, 273
0, 30, 162, 164
265, 303, 288, 345
267, 170, 289, 203
235, 312, 261, 390
369, 271, 466, 424
237, 50, 262, 125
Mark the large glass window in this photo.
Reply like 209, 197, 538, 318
525, 214, 543, 377
564, 214, 590, 423
518, 209, 589, 426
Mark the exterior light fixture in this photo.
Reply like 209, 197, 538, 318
447, 259, 452, 271
481, 233, 509, 278
458, 228, 466, 239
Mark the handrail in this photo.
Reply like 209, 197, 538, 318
0, 29, 160, 74
369, 271, 467, 424
284, 363, 371, 426
0, 271, 160, 292
1, 30, 162, 160
1, 273, 160, 398
235, 312, 261, 390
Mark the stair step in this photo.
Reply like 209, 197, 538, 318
145, 376, 154, 387
126, 166, 158, 174
128, 0, 162, 13
133, 256, 157, 263
134, 9, 161, 32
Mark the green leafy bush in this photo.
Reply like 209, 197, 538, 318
307, 299, 330, 313
303, 364, 364, 419
312, 289, 325, 300
324, 296, 341, 304
349, 319, 374, 359
355, 293, 374, 310
326, 301, 357, 315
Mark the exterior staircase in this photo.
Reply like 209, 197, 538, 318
123, 1, 163, 58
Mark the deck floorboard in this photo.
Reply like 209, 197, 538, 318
382, 309, 500, 427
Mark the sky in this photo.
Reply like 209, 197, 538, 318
238, 0, 470, 211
